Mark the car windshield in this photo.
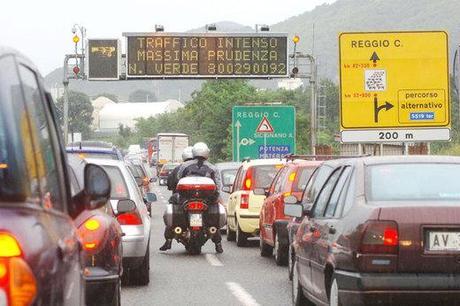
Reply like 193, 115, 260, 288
68, 152, 118, 160
254, 165, 282, 189
368, 163, 460, 201
221, 169, 237, 186
101, 165, 129, 199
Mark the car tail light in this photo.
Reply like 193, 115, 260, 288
77, 216, 108, 255
186, 201, 206, 211
240, 194, 249, 209
288, 172, 296, 182
360, 221, 399, 254
0, 233, 37, 306
242, 167, 254, 191
117, 210, 142, 225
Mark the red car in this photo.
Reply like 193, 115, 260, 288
258, 160, 322, 265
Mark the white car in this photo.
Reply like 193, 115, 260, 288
86, 158, 152, 286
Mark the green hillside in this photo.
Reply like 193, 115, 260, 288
272, 0, 460, 80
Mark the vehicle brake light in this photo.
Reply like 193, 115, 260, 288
360, 221, 399, 254
242, 167, 254, 191
240, 194, 249, 209
77, 216, 107, 254
0, 233, 37, 306
117, 211, 142, 225
186, 202, 206, 210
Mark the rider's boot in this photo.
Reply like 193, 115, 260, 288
159, 239, 172, 251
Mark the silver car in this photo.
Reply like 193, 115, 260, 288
86, 158, 152, 286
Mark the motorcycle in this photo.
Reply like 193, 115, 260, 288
164, 176, 226, 255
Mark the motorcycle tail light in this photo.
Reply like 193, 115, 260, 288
0, 233, 37, 306
77, 216, 108, 255
186, 202, 205, 211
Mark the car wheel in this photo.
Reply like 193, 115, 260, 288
292, 261, 312, 306
226, 223, 236, 241
329, 277, 342, 306
235, 221, 247, 247
274, 233, 288, 266
131, 243, 150, 286
288, 246, 294, 281
259, 231, 273, 257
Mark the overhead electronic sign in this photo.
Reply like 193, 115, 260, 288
339, 31, 450, 142
87, 39, 120, 80
124, 33, 288, 78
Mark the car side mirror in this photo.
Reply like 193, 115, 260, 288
253, 188, 266, 196
70, 164, 111, 218
222, 186, 232, 193
146, 192, 157, 202
135, 177, 144, 187
117, 199, 136, 214
284, 203, 303, 218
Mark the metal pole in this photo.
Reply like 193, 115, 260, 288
309, 56, 317, 155
63, 55, 70, 145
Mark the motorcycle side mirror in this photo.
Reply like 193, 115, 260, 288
146, 192, 157, 202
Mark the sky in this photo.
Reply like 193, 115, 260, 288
0, 0, 336, 75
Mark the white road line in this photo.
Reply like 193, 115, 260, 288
205, 254, 223, 267
226, 282, 260, 306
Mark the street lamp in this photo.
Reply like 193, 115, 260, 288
255, 24, 270, 32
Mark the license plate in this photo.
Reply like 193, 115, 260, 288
428, 231, 460, 251
189, 214, 202, 227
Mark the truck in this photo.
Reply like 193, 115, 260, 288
154, 133, 190, 173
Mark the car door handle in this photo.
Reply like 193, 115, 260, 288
329, 226, 336, 235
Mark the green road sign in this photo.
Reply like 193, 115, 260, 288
232, 105, 296, 161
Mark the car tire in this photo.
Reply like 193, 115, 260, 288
259, 231, 273, 257
131, 243, 150, 286
235, 221, 247, 247
288, 246, 294, 281
292, 261, 312, 306
226, 223, 236, 241
329, 277, 342, 306
274, 233, 288, 266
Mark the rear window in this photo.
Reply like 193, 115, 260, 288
368, 163, 460, 201
221, 169, 237, 186
294, 167, 315, 192
68, 152, 118, 160
254, 165, 282, 189
101, 166, 129, 199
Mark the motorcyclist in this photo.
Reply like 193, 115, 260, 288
176, 142, 224, 253
159, 146, 194, 251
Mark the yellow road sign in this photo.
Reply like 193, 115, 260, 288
339, 31, 450, 133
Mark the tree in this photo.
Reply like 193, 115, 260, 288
57, 91, 94, 138
95, 93, 119, 102
128, 89, 157, 102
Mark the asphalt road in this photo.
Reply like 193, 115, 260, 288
121, 184, 292, 306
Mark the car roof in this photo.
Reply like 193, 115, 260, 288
319, 155, 460, 168
66, 147, 118, 154
285, 159, 323, 167
240, 158, 285, 169
216, 162, 241, 170
85, 158, 126, 167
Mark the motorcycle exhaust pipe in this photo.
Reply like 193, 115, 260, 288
209, 227, 217, 234
174, 227, 182, 235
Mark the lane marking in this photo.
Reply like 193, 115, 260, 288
205, 254, 223, 267
226, 282, 260, 306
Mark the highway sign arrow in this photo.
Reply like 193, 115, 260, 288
235, 120, 242, 161
370, 51, 380, 66
374, 95, 394, 123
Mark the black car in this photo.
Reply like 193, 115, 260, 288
0, 46, 110, 305
68, 156, 123, 306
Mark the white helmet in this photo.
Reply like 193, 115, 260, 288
182, 146, 193, 161
192, 142, 210, 159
